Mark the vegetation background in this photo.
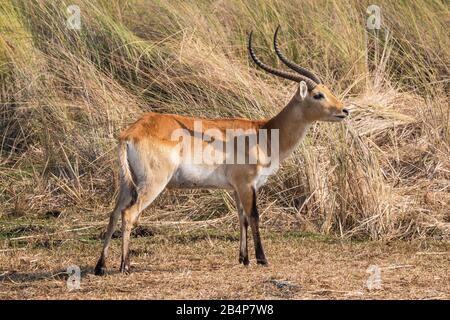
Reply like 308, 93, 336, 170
1, 0, 449, 242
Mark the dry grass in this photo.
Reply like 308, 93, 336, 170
0, 0, 449, 300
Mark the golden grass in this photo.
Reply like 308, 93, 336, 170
0, 0, 449, 242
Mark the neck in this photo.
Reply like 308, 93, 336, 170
263, 97, 313, 161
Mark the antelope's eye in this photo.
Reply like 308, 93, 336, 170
313, 92, 325, 100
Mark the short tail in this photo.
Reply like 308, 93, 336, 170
118, 141, 137, 190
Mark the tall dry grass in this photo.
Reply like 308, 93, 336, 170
0, 0, 449, 239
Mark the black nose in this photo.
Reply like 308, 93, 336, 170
342, 108, 349, 115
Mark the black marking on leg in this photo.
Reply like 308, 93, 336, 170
251, 187, 268, 266
257, 257, 268, 266
119, 257, 130, 274
94, 255, 107, 276
130, 188, 138, 206
255, 240, 268, 266
239, 254, 250, 266
251, 187, 258, 218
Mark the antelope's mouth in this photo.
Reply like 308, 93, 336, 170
326, 114, 347, 122
332, 108, 350, 121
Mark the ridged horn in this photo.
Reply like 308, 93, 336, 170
273, 26, 322, 84
248, 31, 317, 90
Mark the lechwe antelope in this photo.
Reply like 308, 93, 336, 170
94, 27, 349, 275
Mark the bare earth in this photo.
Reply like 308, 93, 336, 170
0, 223, 448, 300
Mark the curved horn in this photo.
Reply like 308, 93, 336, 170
273, 26, 322, 84
248, 31, 317, 90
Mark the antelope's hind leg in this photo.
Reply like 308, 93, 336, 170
95, 182, 132, 276
119, 141, 178, 274
119, 172, 173, 274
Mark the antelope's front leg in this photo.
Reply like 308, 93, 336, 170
234, 191, 249, 265
234, 185, 268, 266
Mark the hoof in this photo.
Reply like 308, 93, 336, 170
94, 259, 107, 276
119, 263, 130, 274
120, 268, 130, 275
94, 265, 107, 276
239, 256, 249, 266
257, 259, 268, 266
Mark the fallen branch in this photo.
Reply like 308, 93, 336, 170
416, 252, 448, 255
8, 226, 96, 241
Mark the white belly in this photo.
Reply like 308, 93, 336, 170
168, 164, 232, 189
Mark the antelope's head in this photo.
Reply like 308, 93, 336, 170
248, 27, 349, 123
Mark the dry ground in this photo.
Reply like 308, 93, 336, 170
0, 217, 448, 300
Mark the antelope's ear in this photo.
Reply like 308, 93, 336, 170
298, 81, 308, 100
